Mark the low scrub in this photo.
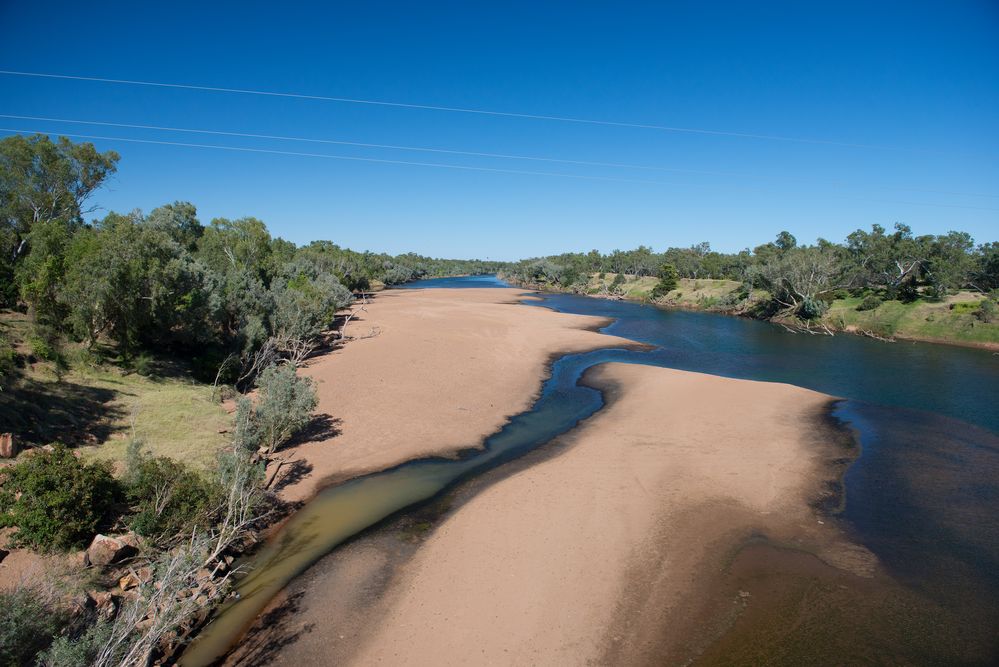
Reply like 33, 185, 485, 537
0, 585, 70, 666
856, 295, 883, 311
123, 441, 217, 542
0, 445, 122, 551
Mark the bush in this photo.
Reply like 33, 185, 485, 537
977, 299, 996, 323
123, 441, 216, 541
247, 363, 318, 455
0, 332, 16, 390
0, 586, 69, 666
856, 295, 883, 311
650, 264, 679, 299
797, 296, 829, 320
132, 352, 155, 377
0, 445, 122, 551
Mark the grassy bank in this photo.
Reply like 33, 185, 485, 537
0, 311, 230, 470
515, 273, 999, 349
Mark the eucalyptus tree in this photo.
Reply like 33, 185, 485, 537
0, 134, 118, 305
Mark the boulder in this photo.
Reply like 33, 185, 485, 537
91, 590, 118, 620
85, 534, 137, 567
119, 572, 141, 591
0, 433, 17, 459
118, 531, 143, 550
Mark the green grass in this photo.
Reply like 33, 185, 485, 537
823, 292, 998, 346
585, 273, 744, 306
0, 312, 230, 470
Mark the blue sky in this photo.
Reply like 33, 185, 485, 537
1, 1, 996, 260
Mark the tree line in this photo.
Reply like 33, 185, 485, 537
1, 134, 503, 385
505, 226, 999, 320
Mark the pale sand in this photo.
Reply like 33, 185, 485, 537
331, 363, 871, 666
275, 287, 637, 504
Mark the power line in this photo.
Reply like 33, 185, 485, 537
2, 127, 997, 213
2, 113, 994, 200
0, 113, 740, 177
0, 127, 666, 185
0, 69, 910, 151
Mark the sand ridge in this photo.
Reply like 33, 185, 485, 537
337, 363, 869, 665
275, 287, 638, 504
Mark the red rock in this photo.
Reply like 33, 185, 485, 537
85, 534, 137, 567
0, 433, 17, 459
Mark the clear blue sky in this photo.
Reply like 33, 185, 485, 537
1, 1, 996, 260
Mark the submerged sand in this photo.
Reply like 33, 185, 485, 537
255, 362, 870, 666
275, 287, 636, 504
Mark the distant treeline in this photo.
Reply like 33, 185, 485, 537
505, 228, 999, 320
0, 134, 502, 384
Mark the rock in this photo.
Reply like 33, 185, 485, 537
119, 572, 141, 591
91, 591, 118, 620
136, 566, 153, 583
86, 534, 137, 567
0, 433, 18, 459
118, 531, 143, 549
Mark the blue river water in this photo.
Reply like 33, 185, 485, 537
185, 275, 999, 664
413, 275, 999, 622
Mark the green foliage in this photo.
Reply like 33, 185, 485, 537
0, 586, 70, 667
977, 298, 996, 323
650, 263, 679, 299
0, 134, 119, 309
610, 273, 626, 288
132, 352, 155, 377
40, 619, 114, 667
797, 296, 829, 320
246, 363, 318, 455
0, 445, 122, 551
123, 441, 216, 541
857, 295, 883, 311
0, 332, 15, 389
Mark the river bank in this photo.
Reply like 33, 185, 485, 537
236, 363, 872, 665
504, 274, 999, 351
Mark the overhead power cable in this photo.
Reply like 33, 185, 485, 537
0, 69, 912, 151
2, 113, 994, 200
1, 127, 996, 213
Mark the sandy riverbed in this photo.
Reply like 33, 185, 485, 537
271, 287, 638, 504
248, 361, 871, 666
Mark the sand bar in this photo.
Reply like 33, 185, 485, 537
275, 363, 868, 666
277, 287, 636, 503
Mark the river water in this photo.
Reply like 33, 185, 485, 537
182, 276, 999, 665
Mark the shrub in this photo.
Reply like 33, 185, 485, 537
248, 363, 318, 455
40, 620, 113, 667
132, 352, 155, 377
977, 299, 996, 323
0, 445, 122, 551
0, 332, 16, 390
0, 585, 69, 666
797, 296, 829, 320
650, 264, 679, 299
123, 441, 216, 541
856, 295, 883, 311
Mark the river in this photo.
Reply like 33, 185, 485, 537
182, 275, 999, 665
